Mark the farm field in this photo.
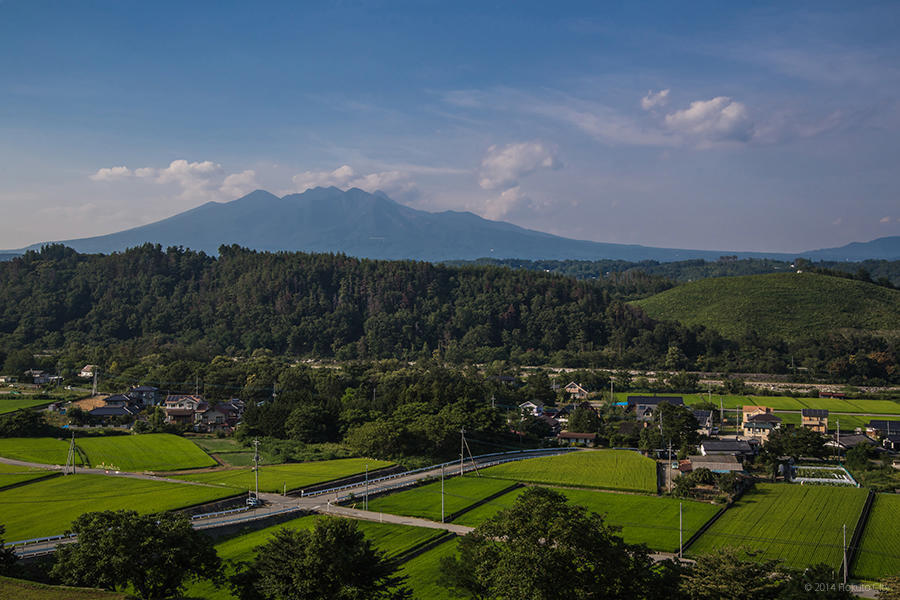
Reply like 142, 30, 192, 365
0, 396, 54, 414
399, 537, 462, 600
453, 486, 720, 552
364, 475, 517, 522
76, 433, 216, 471
0, 576, 128, 600
619, 392, 900, 416
688, 483, 868, 569
479, 450, 657, 493
183, 514, 444, 600
853, 493, 900, 580
0, 462, 55, 488
0, 437, 81, 466
0, 474, 236, 542
172, 458, 392, 492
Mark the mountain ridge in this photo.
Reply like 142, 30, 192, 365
6, 187, 900, 262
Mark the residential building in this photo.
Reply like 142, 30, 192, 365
801, 409, 829, 434
825, 433, 877, 454
563, 382, 590, 400
742, 405, 772, 423
883, 433, 900, 452
866, 420, 900, 438
518, 400, 544, 416
128, 385, 160, 406
79, 365, 97, 378
164, 395, 208, 425
688, 454, 744, 473
693, 409, 713, 435
626, 396, 684, 410
742, 412, 782, 442
699, 439, 754, 457
557, 432, 597, 447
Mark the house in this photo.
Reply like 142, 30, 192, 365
626, 396, 684, 410
89, 405, 138, 422
693, 410, 713, 435
635, 404, 658, 422
0, 375, 17, 384
688, 454, 744, 473
825, 433, 877, 454
883, 433, 900, 452
24, 369, 50, 385
742, 412, 782, 442
563, 382, 590, 400
742, 405, 772, 423
555, 404, 575, 425
519, 400, 544, 416
699, 439, 754, 457
164, 395, 208, 425
537, 414, 561, 435
801, 409, 829, 434
557, 432, 597, 447
128, 385, 160, 406
79, 365, 97, 378
197, 402, 242, 432
866, 420, 900, 438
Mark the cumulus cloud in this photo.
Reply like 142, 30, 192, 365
664, 96, 754, 143
880, 216, 892, 223
292, 164, 416, 198
641, 89, 670, 110
90, 159, 258, 203
90, 166, 132, 181
478, 141, 560, 191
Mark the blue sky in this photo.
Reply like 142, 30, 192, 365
1, 1, 899, 252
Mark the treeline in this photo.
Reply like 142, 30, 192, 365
454, 256, 900, 287
0, 244, 896, 383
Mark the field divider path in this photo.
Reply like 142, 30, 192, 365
847, 490, 876, 575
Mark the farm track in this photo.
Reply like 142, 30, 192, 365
0, 456, 224, 488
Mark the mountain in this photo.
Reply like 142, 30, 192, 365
633, 272, 900, 340
6, 187, 900, 262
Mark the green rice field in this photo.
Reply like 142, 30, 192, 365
399, 537, 461, 600
0, 396, 54, 414
614, 392, 900, 416
853, 494, 900, 580
172, 458, 392, 492
75, 433, 216, 471
453, 486, 720, 552
183, 515, 444, 600
0, 462, 55, 488
688, 483, 868, 569
480, 450, 657, 493
0, 474, 236, 542
0, 437, 81, 466
364, 475, 517, 522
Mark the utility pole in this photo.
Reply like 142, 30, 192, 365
667, 440, 673, 492
679, 502, 683, 559
610, 379, 614, 404
441, 464, 445, 523
842, 523, 848, 586
253, 438, 260, 503
836, 419, 841, 461
92, 369, 98, 397
460, 427, 465, 476
491, 394, 495, 410
65, 430, 76, 475
365, 462, 369, 510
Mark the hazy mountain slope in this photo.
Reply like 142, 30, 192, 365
632, 272, 900, 340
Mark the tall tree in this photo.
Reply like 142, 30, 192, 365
680, 547, 787, 600
0, 524, 17, 575
231, 517, 409, 600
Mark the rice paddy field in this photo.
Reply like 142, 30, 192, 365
75, 433, 217, 471
0, 474, 236, 542
182, 514, 445, 600
399, 537, 462, 600
687, 483, 868, 569
0, 462, 55, 488
453, 486, 720, 552
364, 475, 517, 522
853, 493, 900, 580
0, 396, 54, 414
172, 458, 392, 492
0, 437, 81, 465
613, 392, 900, 416
479, 450, 657, 493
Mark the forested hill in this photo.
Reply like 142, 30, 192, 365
0, 244, 896, 382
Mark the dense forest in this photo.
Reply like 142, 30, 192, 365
0, 244, 897, 383
453, 256, 900, 287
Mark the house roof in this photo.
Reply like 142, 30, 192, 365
693, 409, 712, 420
519, 400, 544, 408
690, 455, 744, 472
883, 433, 900, 443
564, 382, 588, 393
742, 405, 771, 413
829, 433, 876, 447
801, 409, 829, 418
164, 408, 195, 416
867, 420, 900, 432
558, 432, 597, 439
626, 396, 684, 406
130, 385, 158, 392
165, 394, 204, 405
89, 405, 136, 416
701, 440, 753, 454
746, 413, 782, 424
105, 394, 131, 405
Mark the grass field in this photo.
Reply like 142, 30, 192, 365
399, 537, 462, 600
0, 396, 54, 414
0, 462, 55, 488
853, 494, 900, 580
688, 483, 868, 569
0, 576, 128, 600
364, 475, 517, 522
617, 392, 900, 417
453, 486, 720, 552
479, 450, 658, 493
0, 437, 81, 465
76, 433, 217, 471
172, 458, 392, 492
0, 474, 236, 541
633, 272, 900, 340
183, 514, 444, 600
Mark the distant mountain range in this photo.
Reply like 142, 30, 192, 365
6, 187, 900, 262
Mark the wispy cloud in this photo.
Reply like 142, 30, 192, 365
89, 160, 258, 202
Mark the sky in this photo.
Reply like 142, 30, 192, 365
1, 1, 899, 253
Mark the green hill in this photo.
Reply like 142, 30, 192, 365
633, 272, 900, 340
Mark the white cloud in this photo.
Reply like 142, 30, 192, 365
664, 96, 754, 144
478, 141, 560, 191
89, 166, 132, 181
880, 216, 892, 223
641, 89, 670, 110
292, 165, 356, 190
220, 170, 259, 198
481, 186, 544, 220
291, 165, 417, 199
